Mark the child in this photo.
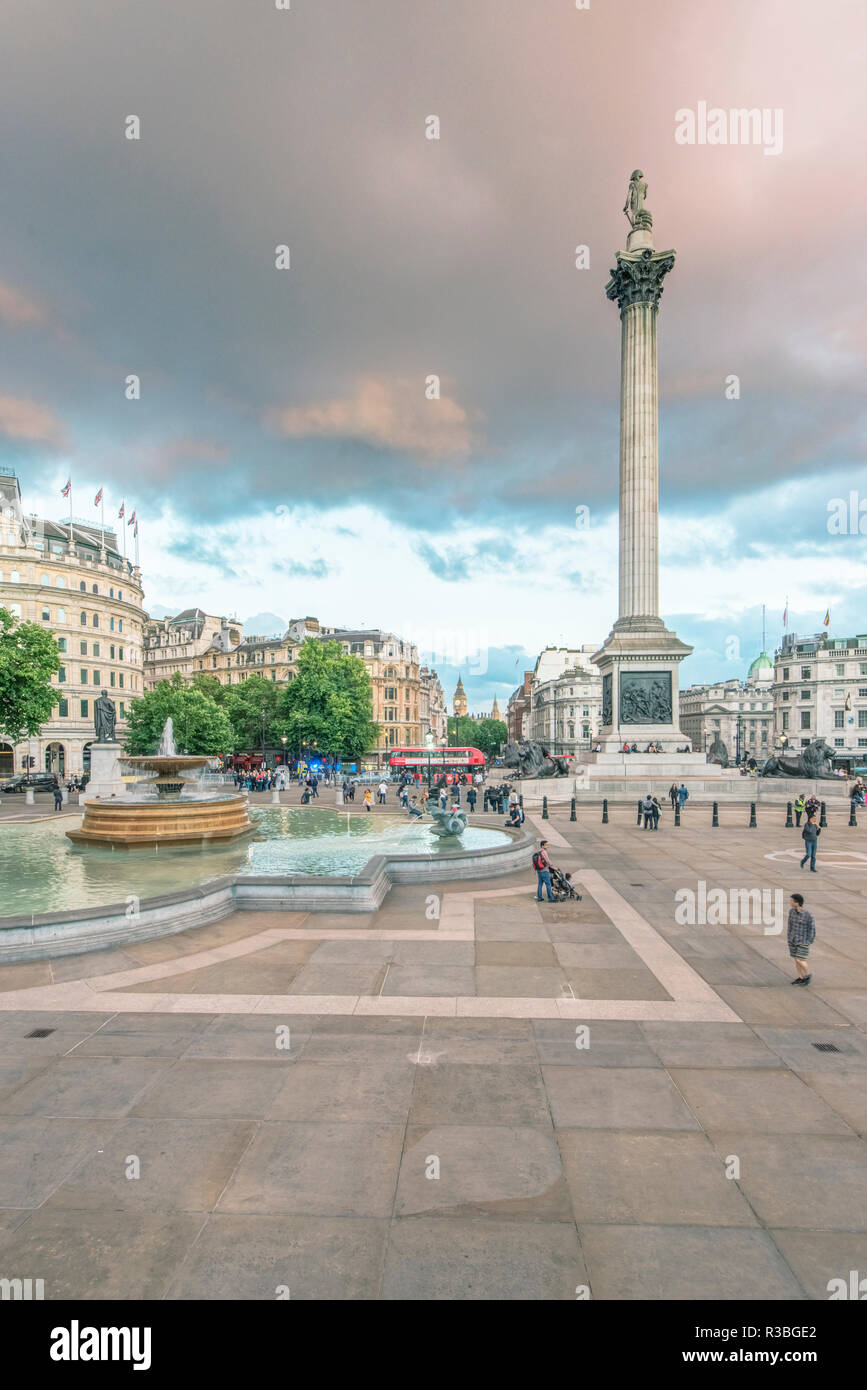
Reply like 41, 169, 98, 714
363, 788, 372, 812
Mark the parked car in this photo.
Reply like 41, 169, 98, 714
1, 773, 58, 794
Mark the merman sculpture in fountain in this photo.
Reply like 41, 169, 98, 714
67, 716, 255, 850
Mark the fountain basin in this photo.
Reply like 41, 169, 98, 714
67, 793, 255, 849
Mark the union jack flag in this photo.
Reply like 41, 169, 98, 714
128, 510, 136, 527
118, 501, 125, 520
61, 479, 71, 498
94, 488, 103, 506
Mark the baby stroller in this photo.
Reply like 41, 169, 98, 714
550, 866, 582, 902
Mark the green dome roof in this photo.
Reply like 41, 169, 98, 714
748, 651, 774, 680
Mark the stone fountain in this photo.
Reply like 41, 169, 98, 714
67, 717, 254, 850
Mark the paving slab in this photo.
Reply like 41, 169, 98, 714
381, 1216, 585, 1299
706, 1133, 867, 1230
578, 1224, 805, 1300
130, 1059, 291, 1120
268, 1057, 416, 1124
542, 1066, 701, 1131
395, 1125, 570, 1220
0, 1055, 170, 1118
166, 1213, 388, 1300
532, 1020, 661, 1068
217, 1122, 405, 1218
558, 1131, 759, 1226
669, 1067, 855, 1136
409, 1062, 551, 1128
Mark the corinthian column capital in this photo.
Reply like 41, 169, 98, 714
605, 248, 676, 314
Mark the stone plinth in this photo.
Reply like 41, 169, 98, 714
80, 743, 127, 804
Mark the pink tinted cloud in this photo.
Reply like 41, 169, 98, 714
0, 396, 67, 449
266, 376, 480, 461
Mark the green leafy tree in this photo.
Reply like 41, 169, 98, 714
473, 718, 508, 759
223, 674, 285, 751
0, 606, 61, 742
123, 674, 234, 755
447, 715, 480, 748
280, 638, 378, 759
190, 673, 227, 704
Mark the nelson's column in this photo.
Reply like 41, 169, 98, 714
589, 172, 715, 777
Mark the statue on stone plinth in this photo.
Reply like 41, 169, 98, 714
94, 690, 117, 743
623, 170, 653, 231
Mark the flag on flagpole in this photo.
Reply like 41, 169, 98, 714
118, 501, 125, 520
845, 691, 852, 711
94, 488, 103, 507
128, 510, 136, 527
823, 609, 830, 627
61, 479, 71, 498
134, 520, 138, 537
782, 604, 787, 627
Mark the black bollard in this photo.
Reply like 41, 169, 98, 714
849, 800, 858, 828
674, 802, 681, 827
519, 794, 524, 808
785, 801, 793, 828
570, 797, 577, 822
820, 801, 828, 828
542, 795, 549, 820
749, 801, 757, 828
637, 799, 643, 827
712, 801, 719, 828
602, 798, 609, 824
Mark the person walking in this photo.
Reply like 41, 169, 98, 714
787, 892, 815, 985
467, 785, 477, 814
533, 840, 556, 903
641, 794, 654, 830
53, 784, 63, 812
800, 815, 820, 872
363, 788, 372, 812
399, 783, 409, 808
439, 786, 447, 810
377, 779, 388, 805
651, 795, 661, 830
794, 794, 806, 828
805, 794, 819, 821
669, 783, 678, 811
678, 784, 689, 812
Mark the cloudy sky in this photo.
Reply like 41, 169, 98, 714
3, 0, 866, 709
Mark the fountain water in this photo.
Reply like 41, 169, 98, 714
67, 717, 254, 850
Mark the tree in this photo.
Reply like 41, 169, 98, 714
0, 606, 61, 742
222, 674, 285, 752
473, 718, 508, 760
447, 715, 480, 748
190, 673, 227, 704
280, 639, 378, 759
123, 675, 234, 756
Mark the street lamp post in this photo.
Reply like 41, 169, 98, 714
425, 730, 434, 790
261, 709, 267, 766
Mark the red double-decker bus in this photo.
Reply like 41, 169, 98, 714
388, 746, 486, 778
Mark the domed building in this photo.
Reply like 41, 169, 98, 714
748, 651, 774, 684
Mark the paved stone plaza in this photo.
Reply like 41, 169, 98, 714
0, 803, 865, 1300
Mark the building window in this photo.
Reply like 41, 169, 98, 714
41, 607, 50, 622
800, 711, 811, 729
92, 613, 99, 627
55, 577, 65, 588
860, 738, 867, 748
118, 590, 123, 601
80, 699, 89, 718
782, 712, 789, 731
782, 691, 790, 701
92, 583, 98, 594
80, 581, 86, 592
41, 573, 50, 585
110, 671, 115, 687
57, 638, 66, 653
92, 669, 101, 684
801, 666, 811, 680
58, 666, 66, 683
110, 617, 115, 631
800, 690, 810, 700
59, 699, 68, 717
118, 673, 123, 688
57, 608, 66, 622
80, 669, 88, 684
836, 663, 846, 676
834, 738, 844, 747
93, 642, 100, 657
80, 641, 87, 655
860, 710, 867, 729
834, 710, 845, 728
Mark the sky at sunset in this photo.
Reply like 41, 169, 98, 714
2, 0, 866, 709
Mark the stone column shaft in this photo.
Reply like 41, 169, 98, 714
619, 300, 659, 620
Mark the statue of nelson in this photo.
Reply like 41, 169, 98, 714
94, 689, 117, 743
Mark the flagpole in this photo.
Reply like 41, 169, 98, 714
68, 481, 74, 554
100, 494, 105, 558
122, 510, 127, 564
134, 520, 139, 569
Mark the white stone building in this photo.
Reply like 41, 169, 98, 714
679, 653, 775, 764
772, 631, 867, 768
0, 468, 145, 779
528, 646, 602, 755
